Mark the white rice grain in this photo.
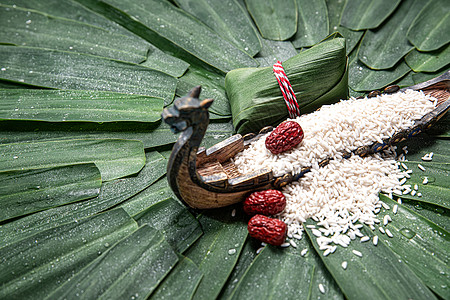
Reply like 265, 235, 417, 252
352, 250, 363, 257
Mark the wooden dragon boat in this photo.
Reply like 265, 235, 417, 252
162, 71, 450, 209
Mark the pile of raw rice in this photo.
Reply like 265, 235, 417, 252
234, 89, 437, 253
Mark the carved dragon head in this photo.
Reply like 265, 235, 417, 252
162, 86, 214, 133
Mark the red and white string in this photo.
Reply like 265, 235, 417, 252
273, 60, 301, 118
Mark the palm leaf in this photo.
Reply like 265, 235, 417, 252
0, 163, 101, 222
0, 139, 146, 181
340, 0, 401, 30
0, 45, 177, 105
292, 0, 329, 48
358, 0, 422, 70
304, 220, 437, 300
406, 0, 450, 51
405, 45, 450, 73
0, 208, 138, 299
174, 0, 262, 56
47, 225, 179, 300
0, 89, 164, 123
376, 195, 449, 298
245, 0, 298, 41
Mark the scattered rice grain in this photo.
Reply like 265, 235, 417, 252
352, 250, 363, 257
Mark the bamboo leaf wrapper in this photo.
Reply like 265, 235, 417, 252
225, 37, 348, 133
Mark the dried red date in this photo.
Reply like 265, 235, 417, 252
247, 215, 287, 246
243, 190, 286, 216
265, 121, 304, 154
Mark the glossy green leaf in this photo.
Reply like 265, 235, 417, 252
287, 236, 344, 300
0, 151, 166, 247
340, 0, 401, 30
1, 0, 189, 78
400, 199, 450, 233
405, 45, 450, 73
407, 0, 450, 51
358, 0, 423, 70
375, 195, 449, 298
292, 0, 329, 48
185, 207, 248, 300
1, 0, 131, 34
174, 0, 261, 56
396, 162, 450, 209
176, 65, 230, 116
119, 178, 174, 217
304, 220, 437, 300
48, 225, 179, 300
0, 208, 137, 299
0, 89, 164, 122
76, 0, 257, 73
0, 163, 101, 222
218, 237, 261, 299
151, 256, 203, 300
0, 5, 149, 63
398, 136, 450, 166
226, 37, 347, 133
412, 68, 450, 85
349, 47, 411, 91
136, 197, 202, 253
139, 47, 190, 78
229, 246, 314, 299
0, 45, 177, 104
254, 38, 298, 67
245, 0, 298, 41
326, 0, 364, 55
0, 139, 145, 181
0, 119, 234, 149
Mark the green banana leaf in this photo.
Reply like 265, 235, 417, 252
340, 0, 401, 30
396, 161, 450, 209
405, 45, 450, 73
119, 178, 174, 217
0, 89, 164, 123
174, 0, 261, 56
75, 0, 258, 73
349, 45, 411, 91
0, 138, 145, 181
254, 38, 298, 67
185, 207, 248, 300
245, 0, 298, 41
292, 0, 329, 48
228, 245, 314, 299
0, 5, 148, 64
0, 163, 101, 222
0, 208, 138, 299
0, 0, 189, 78
135, 197, 203, 253
0, 151, 167, 247
406, 0, 450, 52
176, 65, 230, 116
412, 68, 450, 84
150, 256, 203, 300
375, 195, 449, 298
217, 237, 261, 299
226, 36, 347, 133
0, 45, 177, 105
400, 199, 450, 232
304, 220, 437, 300
326, 0, 364, 55
47, 225, 179, 300
358, 0, 423, 70
226, 235, 344, 299
0, 118, 234, 149
1, 0, 132, 34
